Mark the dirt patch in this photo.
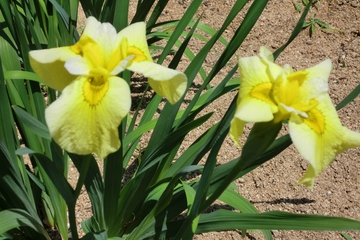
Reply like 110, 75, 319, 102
73, 1, 360, 239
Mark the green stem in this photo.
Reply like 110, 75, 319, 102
69, 157, 91, 240
68, 205, 78, 240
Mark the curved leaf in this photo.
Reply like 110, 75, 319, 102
0, 209, 50, 240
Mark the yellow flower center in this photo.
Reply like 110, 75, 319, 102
250, 82, 274, 105
274, 70, 308, 106
127, 46, 147, 62
272, 70, 323, 124
70, 35, 148, 106
303, 108, 325, 134
83, 75, 109, 106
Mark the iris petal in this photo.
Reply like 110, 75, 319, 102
289, 95, 360, 188
117, 22, 152, 61
82, 16, 102, 38
258, 46, 283, 80
229, 115, 247, 146
128, 61, 187, 104
93, 22, 118, 59
65, 56, 91, 75
29, 47, 77, 90
236, 98, 276, 122
305, 59, 332, 83
237, 55, 278, 122
45, 76, 131, 159
238, 55, 272, 98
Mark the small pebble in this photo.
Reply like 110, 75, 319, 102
326, 191, 332, 196
238, 178, 245, 183
272, 230, 279, 237
351, 1, 358, 7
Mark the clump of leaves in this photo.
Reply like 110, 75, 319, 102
303, 14, 339, 37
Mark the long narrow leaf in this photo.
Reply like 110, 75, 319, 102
12, 105, 50, 140
0, 209, 50, 240
196, 210, 360, 232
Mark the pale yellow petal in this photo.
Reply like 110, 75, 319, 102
338, 127, 360, 151
64, 56, 90, 75
29, 47, 77, 90
289, 95, 360, 188
236, 97, 276, 122
258, 46, 283, 80
229, 116, 246, 146
294, 59, 332, 103
116, 22, 152, 61
305, 59, 332, 83
259, 46, 274, 63
296, 165, 316, 188
297, 77, 329, 104
128, 61, 187, 104
92, 22, 118, 59
45, 76, 131, 159
82, 16, 102, 38
238, 55, 272, 99
237, 55, 278, 122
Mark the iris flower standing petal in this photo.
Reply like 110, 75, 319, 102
29, 48, 77, 90
45, 76, 131, 159
259, 46, 283, 81
82, 16, 102, 38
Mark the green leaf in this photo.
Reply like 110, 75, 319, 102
196, 210, 360, 232
12, 105, 50, 140
311, 23, 315, 35
273, 1, 312, 59
112, 0, 129, 31
0, 140, 38, 218
314, 18, 329, 28
41, 192, 55, 227
71, 154, 105, 230
336, 84, 360, 110
0, 209, 50, 240
0, 55, 17, 161
15, 147, 35, 155
219, 188, 272, 240
4, 70, 44, 84
341, 232, 353, 240
34, 153, 72, 239
33, 153, 75, 206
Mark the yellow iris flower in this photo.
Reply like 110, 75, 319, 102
230, 46, 360, 188
29, 17, 187, 159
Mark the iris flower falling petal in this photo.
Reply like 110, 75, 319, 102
29, 17, 187, 159
230, 46, 360, 188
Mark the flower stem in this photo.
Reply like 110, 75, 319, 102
69, 157, 91, 240
68, 205, 78, 240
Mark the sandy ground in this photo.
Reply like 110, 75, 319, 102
72, 0, 360, 239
